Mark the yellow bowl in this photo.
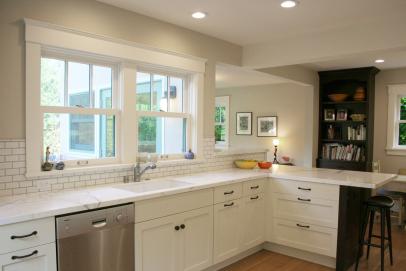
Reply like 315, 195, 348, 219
234, 160, 258, 169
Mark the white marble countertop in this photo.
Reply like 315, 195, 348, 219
0, 166, 396, 226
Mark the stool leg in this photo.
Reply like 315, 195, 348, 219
380, 208, 385, 271
355, 206, 370, 271
386, 208, 394, 265
367, 210, 376, 259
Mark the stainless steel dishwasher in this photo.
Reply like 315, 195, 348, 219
56, 203, 135, 271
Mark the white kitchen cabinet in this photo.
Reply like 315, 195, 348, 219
0, 243, 56, 271
179, 207, 213, 271
213, 199, 242, 264
135, 206, 213, 271
135, 214, 179, 271
241, 194, 265, 250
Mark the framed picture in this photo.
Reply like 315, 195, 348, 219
324, 109, 335, 121
336, 109, 348, 121
257, 116, 278, 137
236, 112, 252, 135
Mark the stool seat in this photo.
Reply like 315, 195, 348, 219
366, 195, 395, 208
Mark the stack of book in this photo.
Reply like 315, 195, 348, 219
347, 125, 366, 140
322, 143, 365, 162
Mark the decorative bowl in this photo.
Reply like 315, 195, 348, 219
328, 93, 349, 102
350, 114, 366, 122
258, 161, 272, 169
234, 160, 258, 169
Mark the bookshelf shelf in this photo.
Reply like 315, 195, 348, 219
317, 67, 379, 172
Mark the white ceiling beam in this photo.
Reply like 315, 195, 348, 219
242, 15, 406, 69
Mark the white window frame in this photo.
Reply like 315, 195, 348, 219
136, 69, 191, 159
25, 19, 205, 176
215, 96, 230, 149
39, 52, 121, 167
386, 84, 406, 155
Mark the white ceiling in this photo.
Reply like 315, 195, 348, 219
97, 0, 406, 46
98, 0, 406, 70
216, 63, 295, 89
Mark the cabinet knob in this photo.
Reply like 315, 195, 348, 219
174, 225, 180, 231
180, 224, 185, 229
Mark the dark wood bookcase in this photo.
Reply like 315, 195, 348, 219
316, 67, 379, 171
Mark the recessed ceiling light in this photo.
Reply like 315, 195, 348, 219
281, 0, 298, 8
192, 12, 207, 19
375, 59, 385, 63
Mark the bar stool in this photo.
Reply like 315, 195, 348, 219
355, 195, 394, 271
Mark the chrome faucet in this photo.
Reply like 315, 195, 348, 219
133, 162, 157, 182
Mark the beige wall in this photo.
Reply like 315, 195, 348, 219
0, 0, 242, 139
259, 65, 319, 166
216, 83, 314, 166
374, 68, 406, 174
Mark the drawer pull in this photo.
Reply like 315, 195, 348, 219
11, 250, 38, 260
224, 202, 234, 207
224, 190, 234, 195
250, 196, 259, 200
175, 225, 180, 231
250, 185, 259, 189
296, 223, 310, 229
298, 187, 311, 191
297, 197, 311, 202
10, 231, 38, 240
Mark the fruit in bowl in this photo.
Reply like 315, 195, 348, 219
234, 160, 258, 169
258, 161, 272, 169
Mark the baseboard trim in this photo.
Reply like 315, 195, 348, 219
263, 242, 336, 268
202, 245, 264, 271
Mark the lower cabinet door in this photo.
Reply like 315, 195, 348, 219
135, 215, 180, 271
213, 199, 242, 264
273, 218, 337, 257
0, 242, 56, 271
241, 194, 265, 250
180, 207, 213, 271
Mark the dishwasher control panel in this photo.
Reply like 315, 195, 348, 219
56, 203, 134, 239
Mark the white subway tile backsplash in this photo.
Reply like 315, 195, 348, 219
0, 138, 266, 197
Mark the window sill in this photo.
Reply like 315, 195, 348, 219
155, 158, 205, 167
386, 148, 406, 156
214, 148, 269, 157
26, 163, 134, 178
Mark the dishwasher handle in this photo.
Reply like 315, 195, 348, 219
92, 219, 107, 228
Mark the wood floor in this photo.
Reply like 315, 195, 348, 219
221, 224, 406, 271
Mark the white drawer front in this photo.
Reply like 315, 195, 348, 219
0, 242, 56, 271
273, 218, 337, 257
135, 189, 213, 223
0, 217, 55, 255
243, 179, 265, 196
272, 193, 339, 228
214, 183, 242, 204
271, 178, 339, 201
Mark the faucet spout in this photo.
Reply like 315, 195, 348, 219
133, 162, 157, 182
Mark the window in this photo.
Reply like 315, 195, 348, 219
386, 84, 406, 155
215, 96, 229, 148
40, 56, 118, 164
136, 71, 189, 156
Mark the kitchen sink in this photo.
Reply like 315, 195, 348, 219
114, 179, 192, 194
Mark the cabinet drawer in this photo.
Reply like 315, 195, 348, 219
273, 218, 337, 257
243, 179, 265, 196
0, 217, 55, 255
0, 242, 56, 270
272, 193, 339, 228
271, 178, 339, 201
214, 183, 242, 204
135, 189, 213, 223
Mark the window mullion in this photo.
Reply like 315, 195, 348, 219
89, 64, 94, 108
64, 60, 68, 107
